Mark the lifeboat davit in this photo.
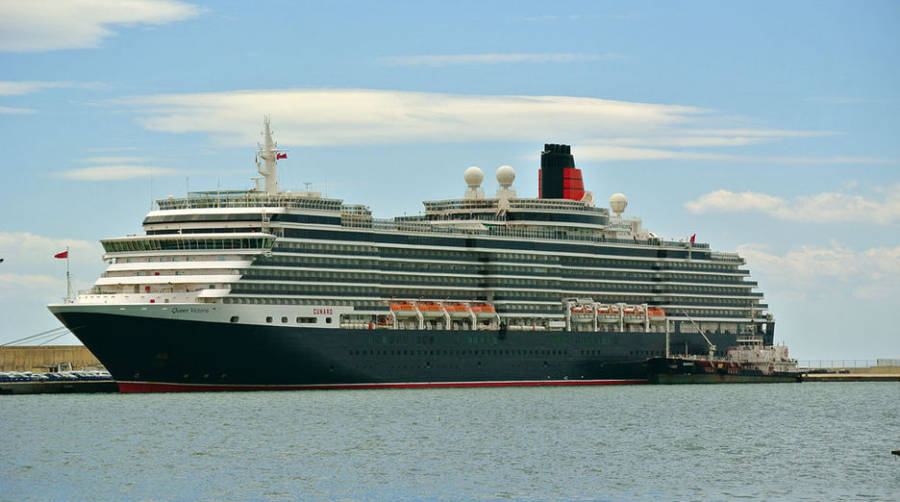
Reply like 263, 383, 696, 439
569, 304, 595, 322
624, 305, 645, 323
597, 304, 620, 323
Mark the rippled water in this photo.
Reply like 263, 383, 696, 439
2, 382, 898, 501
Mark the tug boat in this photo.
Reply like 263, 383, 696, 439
647, 337, 801, 384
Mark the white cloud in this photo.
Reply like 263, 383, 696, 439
593, 129, 837, 148
0, 233, 102, 306
381, 53, 621, 67
0, 232, 96, 266
685, 185, 900, 225
573, 146, 883, 163
116, 88, 868, 167
118, 88, 714, 146
0, 80, 106, 96
78, 156, 152, 164
57, 165, 179, 180
0, 0, 201, 52
0, 273, 65, 301
0, 106, 36, 114
87, 146, 140, 153
738, 243, 900, 300
576, 145, 736, 161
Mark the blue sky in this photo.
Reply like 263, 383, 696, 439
1, 0, 898, 359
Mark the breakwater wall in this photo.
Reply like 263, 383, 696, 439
0, 346, 102, 372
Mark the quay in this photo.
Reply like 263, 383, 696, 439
800, 362, 900, 382
801, 373, 900, 382
0, 345, 117, 395
801, 367, 900, 382
0, 345, 101, 373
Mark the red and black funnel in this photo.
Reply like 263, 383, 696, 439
538, 144, 584, 200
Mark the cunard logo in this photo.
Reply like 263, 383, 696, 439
313, 308, 333, 315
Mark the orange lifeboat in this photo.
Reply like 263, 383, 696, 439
390, 301, 417, 317
444, 303, 472, 318
470, 303, 497, 318
417, 302, 445, 318
647, 307, 666, 321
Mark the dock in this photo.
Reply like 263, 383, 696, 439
0, 346, 116, 394
0, 345, 102, 372
800, 363, 900, 382
801, 373, 900, 382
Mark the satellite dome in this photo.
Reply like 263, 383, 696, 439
610, 193, 628, 215
496, 165, 515, 188
464, 166, 484, 188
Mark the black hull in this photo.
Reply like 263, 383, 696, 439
54, 311, 761, 392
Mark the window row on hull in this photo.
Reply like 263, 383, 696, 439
265, 244, 748, 274
219, 295, 758, 320
230, 282, 763, 307
256, 254, 754, 285
259, 256, 750, 279
278, 228, 721, 261
275, 235, 723, 260
239, 270, 759, 297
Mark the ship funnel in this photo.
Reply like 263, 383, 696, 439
539, 144, 585, 201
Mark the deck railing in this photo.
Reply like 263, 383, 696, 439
342, 217, 718, 251
157, 191, 344, 211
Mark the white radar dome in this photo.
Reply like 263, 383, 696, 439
464, 166, 484, 188
496, 165, 516, 188
610, 193, 628, 215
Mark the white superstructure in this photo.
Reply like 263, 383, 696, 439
63, 121, 773, 341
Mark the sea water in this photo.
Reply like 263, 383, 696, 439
1, 382, 898, 501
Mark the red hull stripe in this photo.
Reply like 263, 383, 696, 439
118, 379, 648, 393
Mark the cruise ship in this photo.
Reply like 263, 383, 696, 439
49, 119, 775, 392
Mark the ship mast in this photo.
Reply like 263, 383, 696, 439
255, 116, 282, 194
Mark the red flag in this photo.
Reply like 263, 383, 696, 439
54, 250, 68, 259
276, 153, 287, 160
689, 233, 696, 244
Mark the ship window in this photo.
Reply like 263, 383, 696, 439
296, 317, 315, 323
325, 317, 332, 324
266, 316, 273, 323
281, 316, 288, 323
230, 316, 239, 323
